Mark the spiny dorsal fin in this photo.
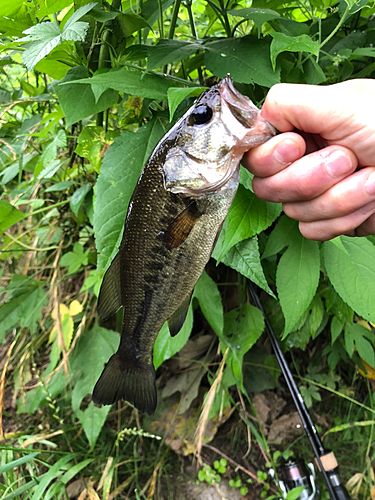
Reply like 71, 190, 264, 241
164, 201, 202, 250
97, 251, 123, 321
168, 293, 192, 337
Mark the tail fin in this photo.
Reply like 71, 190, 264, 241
92, 353, 157, 415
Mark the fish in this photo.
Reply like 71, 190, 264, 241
92, 75, 276, 415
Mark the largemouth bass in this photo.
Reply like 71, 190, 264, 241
92, 75, 275, 414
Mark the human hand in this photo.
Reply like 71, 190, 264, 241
243, 79, 375, 240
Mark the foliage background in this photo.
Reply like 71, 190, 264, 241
1, 0, 375, 498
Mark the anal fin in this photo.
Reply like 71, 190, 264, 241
168, 293, 192, 337
97, 251, 123, 321
164, 201, 202, 250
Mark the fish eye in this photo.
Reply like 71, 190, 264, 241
189, 105, 213, 126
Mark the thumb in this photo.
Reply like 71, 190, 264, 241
260, 81, 363, 137
259, 80, 375, 166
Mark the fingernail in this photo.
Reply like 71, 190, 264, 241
274, 140, 301, 165
365, 171, 375, 195
325, 150, 352, 178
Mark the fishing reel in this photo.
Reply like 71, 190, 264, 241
269, 458, 320, 500
270, 453, 351, 500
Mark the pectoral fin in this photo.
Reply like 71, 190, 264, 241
168, 294, 192, 337
97, 251, 123, 321
164, 201, 202, 250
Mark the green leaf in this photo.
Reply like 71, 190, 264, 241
218, 185, 282, 260
31, 455, 74, 500
167, 86, 207, 121
62, 66, 194, 102
18, 22, 61, 69
340, 0, 369, 16
331, 316, 344, 344
344, 323, 375, 367
205, 36, 280, 88
18, 2, 94, 71
276, 233, 320, 336
54, 66, 119, 127
62, 3, 96, 32
147, 39, 202, 70
0, 452, 39, 474
70, 324, 120, 446
286, 487, 306, 500
194, 271, 223, 336
153, 303, 193, 370
262, 215, 299, 259
60, 242, 89, 275
70, 184, 92, 217
222, 237, 275, 298
0, 200, 26, 236
277, 18, 310, 37
303, 58, 326, 85
323, 237, 375, 323
0, 283, 47, 342
75, 126, 119, 173
222, 303, 264, 387
94, 117, 165, 272
228, 8, 280, 36
36, 0, 73, 18
0, 0, 25, 17
270, 33, 320, 71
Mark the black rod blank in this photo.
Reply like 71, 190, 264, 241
247, 280, 351, 500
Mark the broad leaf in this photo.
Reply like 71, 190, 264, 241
344, 323, 375, 367
222, 237, 275, 298
153, 304, 193, 370
262, 215, 299, 259
71, 324, 120, 447
0, 279, 48, 342
276, 232, 320, 336
218, 185, 282, 260
0, 0, 25, 17
94, 117, 165, 272
194, 271, 223, 336
205, 36, 280, 88
147, 39, 202, 70
167, 86, 207, 121
323, 237, 375, 324
222, 303, 264, 387
270, 33, 320, 70
62, 66, 194, 102
228, 8, 280, 36
18, 4, 95, 70
0, 200, 26, 236
70, 184, 92, 217
75, 126, 119, 173
54, 66, 118, 127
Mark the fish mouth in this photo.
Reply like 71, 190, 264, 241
219, 74, 277, 146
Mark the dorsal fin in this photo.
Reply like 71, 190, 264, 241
97, 251, 123, 321
164, 201, 202, 250
168, 293, 192, 337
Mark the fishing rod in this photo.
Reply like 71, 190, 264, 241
247, 280, 351, 500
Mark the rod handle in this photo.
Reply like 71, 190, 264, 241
316, 452, 352, 500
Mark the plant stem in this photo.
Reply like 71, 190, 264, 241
320, 5, 350, 50
96, 28, 111, 127
185, 0, 204, 85
219, 0, 232, 38
158, 0, 164, 39
137, 0, 143, 44
169, 0, 181, 39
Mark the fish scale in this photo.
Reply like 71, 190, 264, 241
92, 75, 276, 414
